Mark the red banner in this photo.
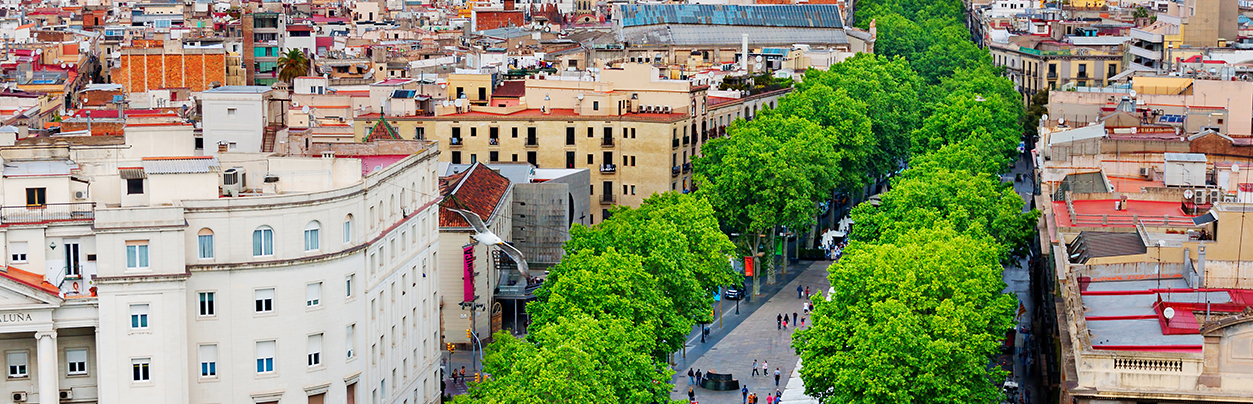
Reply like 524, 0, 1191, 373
744, 256, 754, 277
463, 245, 475, 302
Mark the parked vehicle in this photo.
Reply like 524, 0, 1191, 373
724, 284, 746, 300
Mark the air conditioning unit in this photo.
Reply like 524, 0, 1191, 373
12, 392, 26, 402
1211, 189, 1222, 201
644, 105, 653, 113
663, 106, 672, 113
1139, 167, 1150, 178
74, 190, 88, 200
59, 389, 72, 400
321, 151, 335, 159
222, 167, 245, 197
1194, 189, 1209, 205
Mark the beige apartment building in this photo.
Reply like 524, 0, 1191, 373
354, 63, 788, 221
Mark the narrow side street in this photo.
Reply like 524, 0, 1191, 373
669, 260, 832, 404
1003, 152, 1042, 404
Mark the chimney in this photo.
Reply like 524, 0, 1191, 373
242, 12, 256, 85
741, 34, 749, 72
86, 110, 91, 135
1197, 245, 1207, 288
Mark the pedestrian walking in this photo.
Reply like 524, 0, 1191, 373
776, 389, 782, 400
459, 366, 466, 385
805, 286, 811, 298
797, 285, 804, 298
762, 361, 768, 377
752, 360, 759, 377
688, 386, 696, 403
766, 392, 774, 404
774, 368, 781, 386
783, 317, 788, 329
742, 385, 749, 404
695, 369, 702, 386
688, 368, 695, 385
792, 312, 798, 325
776, 313, 782, 330
801, 317, 806, 328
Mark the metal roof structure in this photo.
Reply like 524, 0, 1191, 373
141, 157, 221, 175
617, 4, 843, 29
3, 160, 77, 177
622, 25, 848, 47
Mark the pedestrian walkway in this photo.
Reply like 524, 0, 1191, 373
671, 260, 832, 404
778, 358, 818, 404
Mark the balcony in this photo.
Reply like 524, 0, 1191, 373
1047, 72, 1058, 79
525, 138, 539, 147
682, 163, 692, 173
1, 202, 96, 225
600, 163, 617, 174
489, 137, 499, 146
601, 137, 615, 147
672, 166, 681, 177
683, 136, 690, 145
600, 194, 615, 204
673, 138, 680, 148
449, 137, 463, 147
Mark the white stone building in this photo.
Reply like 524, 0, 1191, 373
0, 131, 443, 404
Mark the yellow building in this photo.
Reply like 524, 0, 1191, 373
354, 64, 789, 221
1068, 0, 1104, 8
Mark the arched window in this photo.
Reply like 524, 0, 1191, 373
252, 226, 274, 257
197, 228, 214, 259
305, 221, 321, 252
344, 214, 354, 244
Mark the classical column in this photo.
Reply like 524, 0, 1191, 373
34, 331, 58, 404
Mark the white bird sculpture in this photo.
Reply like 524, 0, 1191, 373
447, 207, 531, 280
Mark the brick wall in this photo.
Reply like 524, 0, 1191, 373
82, 90, 123, 107
111, 52, 229, 93
62, 120, 124, 136
474, 11, 524, 31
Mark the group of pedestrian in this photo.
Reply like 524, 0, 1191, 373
740, 388, 785, 404
450, 366, 467, 386
686, 368, 707, 387
778, 310, 807, 330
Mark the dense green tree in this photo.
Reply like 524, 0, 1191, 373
1023, 90, 1050, 142
529, 249, 687, 359
277, 49, 309, 84
866, 14, 928, 60
563, 193, 739, 329
850, 168, 1036, 258
793, 226, 1018, 404
456, 315, 669, 404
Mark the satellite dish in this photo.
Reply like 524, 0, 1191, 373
60, 63, 66, 69
1234, 164, 1241, 173
577, 93, 584, 100
1042, 114, 1049, 122
1184, 189, 1194, 199
1129, 90, 1137, 98
301, 105, 310, 114
755, 55, 762, 62
454, 99, 464, 107
755, 63, 762, 70
1058, 118, 1065, 125
1164, 307, 1175, 320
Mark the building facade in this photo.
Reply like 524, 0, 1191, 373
0, 135, 444, 404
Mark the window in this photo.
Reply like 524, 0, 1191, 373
511, 127, 518, 138
227, 108, 237, 116
9, 241, 27, 262
587, 127, 593, 138
451, 127, 461, 138
470, 127, 477, 137
566, 127, 575, 145
527, 151, 537, 166
199, 345, 217, 377
305, 221, 321, 251
126, 241, 149, 269
308, 334, 323, 367
66, 349, 87, 375
490, 151, 499, 162
25, 188, 45, 206
566, 151, 575, 168
197, 228, 214, 259
451, 151, 462, 164
415, 127, 425, 140
307, 282, 322, 307
346, 274, 355, 298
587, 154, 594, 164
593, 101, 599, 110
126, 178, 144, 195
132, 358, 150, 381
199, 292, 215, 316
256, 341, 275, 373
489, 127, 498, 139
7, 352, 28, 378
255, 288, 274, 313
347, 324, 356, 359
130, 304, 149, 329
253, 226, 274, 256
343, 214, 353, 243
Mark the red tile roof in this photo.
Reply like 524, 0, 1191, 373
439, 163, 512, 228
1, 266, 59, 296
493, 81, 525, 98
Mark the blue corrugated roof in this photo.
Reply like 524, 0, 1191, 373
618, 4, 843, 29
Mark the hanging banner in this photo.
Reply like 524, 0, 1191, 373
744, 256, 754, 276
463, 245, 475, 302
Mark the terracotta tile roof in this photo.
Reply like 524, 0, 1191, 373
366, 119, 401, 141
492, 81, 525, 98
1, 266, 59, 296
439, 163, 512, 228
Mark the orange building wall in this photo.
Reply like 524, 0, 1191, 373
474, 11, 524, 31
112, 52, 227, 93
